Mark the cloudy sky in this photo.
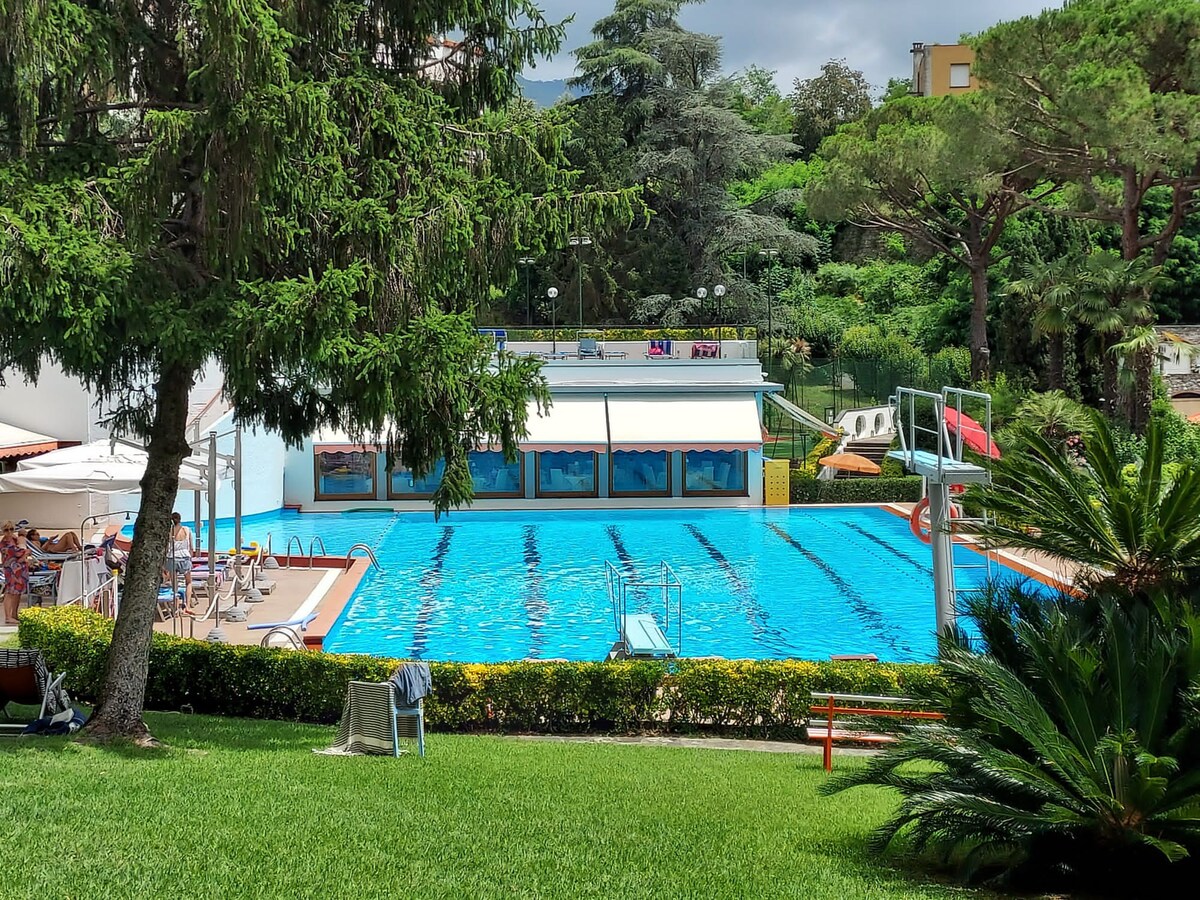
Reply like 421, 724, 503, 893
524, 0, 1059, 93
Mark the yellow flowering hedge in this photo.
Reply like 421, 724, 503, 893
19, 607, 942, 737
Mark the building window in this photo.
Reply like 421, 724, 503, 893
610, 450, 670, 497
949, 63, 971, 89
389, 459, 446, 498
683, 450, 748, 496
314, 451, 376, 500
468, 451, 523, 498
536, 451, 598, 497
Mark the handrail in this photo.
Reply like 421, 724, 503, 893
308, 536, 328, 568
262, 532, 273, 559
346, 543, 383, 572
285, 535, 304, 568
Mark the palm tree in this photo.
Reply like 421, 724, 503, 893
1004, 256, 1079, 391
997, 390, 1091, 451
972, 409, 1200, 595
1071, 250, 1165, 425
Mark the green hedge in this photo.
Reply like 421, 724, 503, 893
790, 474, 923, 504
19, 607, 942, 738
498, 326, 755, 342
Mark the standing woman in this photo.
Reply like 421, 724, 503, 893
1, 521, 30, 625
165, 513, 194, 611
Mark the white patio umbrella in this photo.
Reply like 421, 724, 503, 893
0, 461, 206, 494
18, 439, 211, 476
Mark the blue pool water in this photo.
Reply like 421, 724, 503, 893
164, 507, 1038, 663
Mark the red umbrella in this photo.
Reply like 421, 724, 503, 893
944, 408, 1001, 459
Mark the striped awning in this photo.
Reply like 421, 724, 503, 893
0, 422, 61, 460
312, 429, 380, 455
519, 397, 608, 453
606, 395, 763, 452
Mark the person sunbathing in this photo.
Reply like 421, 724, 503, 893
26, 528, 83, 554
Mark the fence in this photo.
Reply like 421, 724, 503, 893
762, 355, 966, 460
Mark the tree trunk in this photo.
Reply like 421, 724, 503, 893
1129, 345, 1154, 434
1100, 336, 1119, 419
81, 363, 196, 745
1047, 332, 1064, 392
968, 263, 990, 382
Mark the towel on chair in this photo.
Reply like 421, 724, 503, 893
317, 681, 396, 756
390, 662, 432, 707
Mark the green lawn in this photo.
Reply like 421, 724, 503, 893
0, 711, 977, 899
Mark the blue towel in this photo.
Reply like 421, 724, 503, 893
389, 663, 432, 707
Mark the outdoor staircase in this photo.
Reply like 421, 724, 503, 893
836, 436, 894, 478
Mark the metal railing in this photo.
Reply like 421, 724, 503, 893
346, 543, 384, 572
605, 559, 684, 656
285, 535, 304, 568
307, 536, 328, 567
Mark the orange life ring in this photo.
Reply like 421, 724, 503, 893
909, 497, 960, 545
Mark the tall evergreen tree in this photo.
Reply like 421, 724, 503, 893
0, 0, 636, 743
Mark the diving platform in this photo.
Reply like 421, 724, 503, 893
620, 614, 676, 658
886, 449, 988, 484
605, 560, 683, 659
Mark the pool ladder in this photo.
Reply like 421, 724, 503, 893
307, 536, 328, 568
346, 543, 384, 573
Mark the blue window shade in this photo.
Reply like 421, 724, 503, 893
537, 451, 597, 496
390, 459, 446, 497
611, 450, 669, 496
683, 450, 747, 495
469, 451, 523, 496
316, 451, 376, 499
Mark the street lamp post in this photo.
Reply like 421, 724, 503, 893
568, 235, 592, 328
518, 256, 536, 324
713, 283, 726, 355
759, 248, 780, 362
547, 286, 559, 354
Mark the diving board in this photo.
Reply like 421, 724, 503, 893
764, 393, 838, 437
621, 614, 676, 659
886, 449, 989, 484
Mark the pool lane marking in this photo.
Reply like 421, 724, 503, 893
605, 525, 648, 612
683, 524, 789, 652
765, 522, 902, 656
844, 522, 932, 576
522, 525, 548, 659
409, 525, 454, 659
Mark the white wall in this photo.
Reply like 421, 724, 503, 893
110, 414, 286, 523
0, 364, 106, 442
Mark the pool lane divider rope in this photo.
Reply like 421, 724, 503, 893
409, 525, 454, 659
522, 525, 548, 659
683, 524, 788, 652
764, 522, 903, 657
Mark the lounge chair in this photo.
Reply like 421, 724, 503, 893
0, 648, 71, 732
247, 611, 319, 649
645, 339, 676, 359
578, 336, 602, 359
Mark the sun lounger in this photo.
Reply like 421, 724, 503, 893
0, 648, 71, 732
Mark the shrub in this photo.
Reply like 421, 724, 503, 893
790, 474, 922, 504
18, 607, 941, 737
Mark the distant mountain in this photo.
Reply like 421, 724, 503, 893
516, 75, 577, 108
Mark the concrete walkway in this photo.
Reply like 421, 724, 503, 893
510, 733, 875, 757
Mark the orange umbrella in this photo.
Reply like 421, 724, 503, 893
819, 453, 881, 475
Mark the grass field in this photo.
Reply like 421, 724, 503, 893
0, 710, 978, 899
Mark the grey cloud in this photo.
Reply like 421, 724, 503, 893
526, 0, 1058, 92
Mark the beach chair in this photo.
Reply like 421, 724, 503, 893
645, 339, 675, 359
577, 330, 603, 359
0, 649, 71, 732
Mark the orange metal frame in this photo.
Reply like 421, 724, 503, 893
810, 695, 945, 772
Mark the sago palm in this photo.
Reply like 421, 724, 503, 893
826, 591, 1200, 890
971, 408, 1200, 594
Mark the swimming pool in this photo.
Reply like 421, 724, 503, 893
173, 506, 1036, 664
